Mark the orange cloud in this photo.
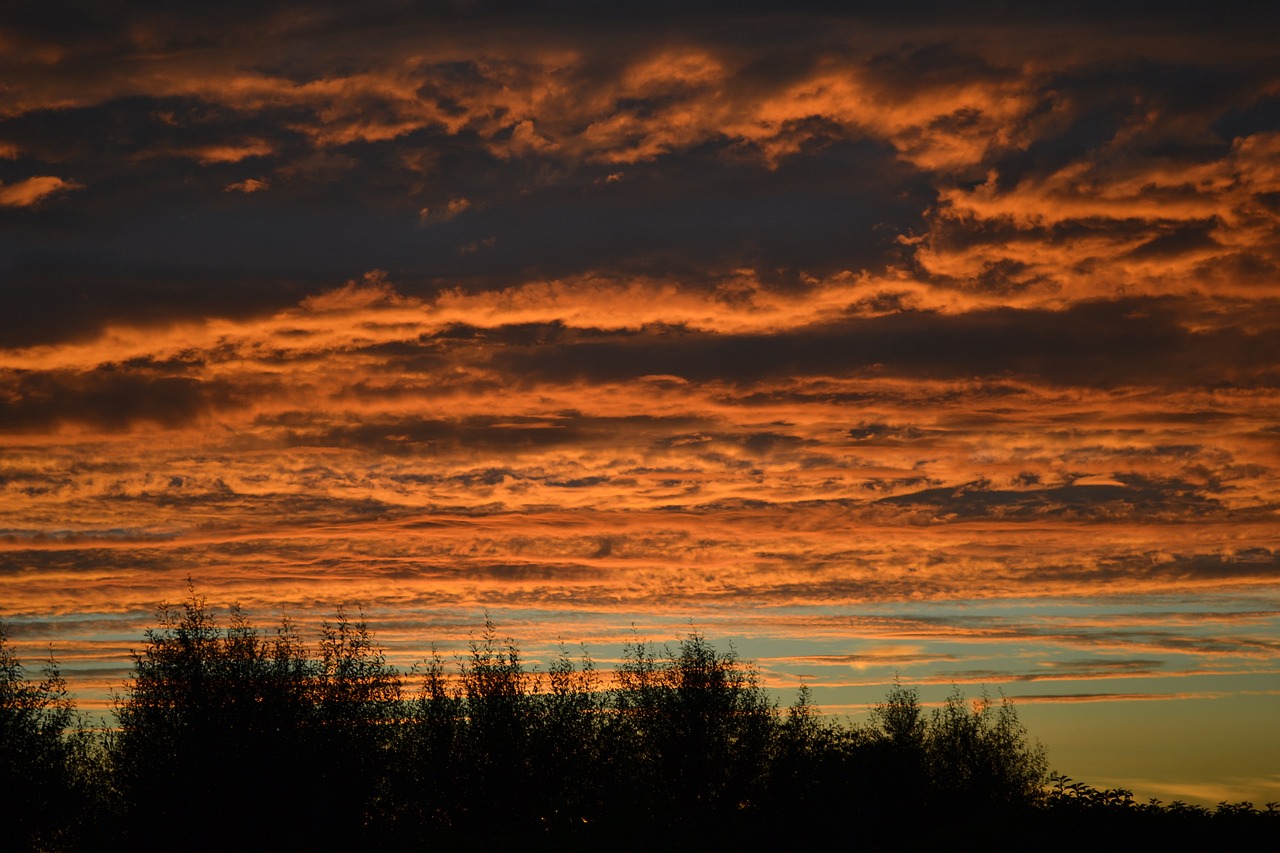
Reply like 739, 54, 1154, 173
915, 128, 1280, 304
190, 140, 274, 164
0, 175, 81, 207
223, 177, 269, 193
419, 197, 473, 223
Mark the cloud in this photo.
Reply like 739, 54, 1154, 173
875, 477, 1227, 523
418, 197, 472, 223
293, 412, 712, 456
223, 177, 269, 193
2, 8, 1275, 359
191, 141, 273, 164
770, 650, 960, 670
0, 175, 80, 207
0, 367, 245, 432
1006, 692, 1216, 704
484, 297, 1280, 390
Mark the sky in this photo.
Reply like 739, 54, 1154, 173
2, 1, 1278, 805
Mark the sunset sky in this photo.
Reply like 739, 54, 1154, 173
2, 1, 1278, 805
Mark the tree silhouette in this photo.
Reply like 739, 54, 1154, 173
758, 682, 860, 844
14, 597, 1276, 848
310, 608, 404, 845
924, 687, 1048, 813
609, 631, 776, 842
856, 679, 1050, 839
112, 592, 300, 846
111, 589, 403, 848
1, 619, 96, 850
389, 646, 465, 843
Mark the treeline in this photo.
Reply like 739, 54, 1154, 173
3, 594, 1276, 851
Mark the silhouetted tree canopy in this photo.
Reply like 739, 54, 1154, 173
1, 594, 1276, 851
1, 619, 97, 850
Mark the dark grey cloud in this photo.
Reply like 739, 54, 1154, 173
0, 261, 320, 349
984, 59, 1256, 185
0, 367, 246, 431
1042, 658, 1165, 671
876, 476, 1227, 522
1213, 93, 1280, 140
643, 478, 1239, 527
275, 412, 711, 454
416, 136, 930, 287
935, 666, 1169, 683
1124, 221, 1223, 261
781, 652, 961, 668
484, 298, 1280, 389
847, 423, 928, 442
0, 131, 928, 347
1036, 549, 1280, 584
